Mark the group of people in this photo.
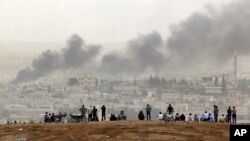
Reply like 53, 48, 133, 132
44, 112, 66, 123
137, 104, 237, 123
138, 104, 175, 121
225, 106, 237, 123
79, 105, 106, 121
43, 104, 237, 123
110, 111, 127, 121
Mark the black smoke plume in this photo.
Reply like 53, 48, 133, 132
11, 34, 100, 84
101, 31, 165, 74
167, 0, 250, 65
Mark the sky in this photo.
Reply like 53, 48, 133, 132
0, 0, 232, 44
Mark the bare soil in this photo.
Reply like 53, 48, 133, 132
0, 121, 230, 141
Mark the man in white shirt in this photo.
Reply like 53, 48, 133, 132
202, 111, 209, 121
88, 105, 93, 121
157, 112, 163, 121
219, 114, 226, 123
187, 113, 193, 121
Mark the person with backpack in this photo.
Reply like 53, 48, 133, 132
145, 104, 152, 120
232, 106, 237, 123
79, 105, 87, 122
138, 110, 145, 120
227, 107, 232, 123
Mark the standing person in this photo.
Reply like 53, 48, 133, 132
214, 105, 219, 122
88, 105, 93, 121
101, 105, 106, 121
79, 105, 87, 122
232, 106, 237, 123
145, 104, 152, 120
227, 107, 232, 123
167, 104, 174, 115
92, 106, 98, 121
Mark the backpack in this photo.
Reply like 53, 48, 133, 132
146, 106, 151, 112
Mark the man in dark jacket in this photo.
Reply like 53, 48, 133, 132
92, 106, 98, 121
101, 105, 106, 121
138, 110, 145, 120
227, 107, 232, 123
145, 104, 152, 120
110, 114, 117, 121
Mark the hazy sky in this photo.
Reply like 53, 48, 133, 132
0, 0, 232, 44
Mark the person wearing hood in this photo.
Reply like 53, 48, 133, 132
138, 110, 145, 120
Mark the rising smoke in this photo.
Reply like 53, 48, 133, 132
167, 0, 250, 64
101, 31, 165, 74
11, 34, 101, 84
12, 0, 250, 83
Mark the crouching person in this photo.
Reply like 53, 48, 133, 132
194, 114, 199, 122
110, 114, 117, 121
138, 110, 145, 120
219, 114, 226, 123
175, 113, 181, 121
44, 112, 49, 123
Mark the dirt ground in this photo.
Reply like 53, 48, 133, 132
0, 121, 230, 141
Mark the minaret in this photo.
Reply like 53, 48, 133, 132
234, 51, 237, 81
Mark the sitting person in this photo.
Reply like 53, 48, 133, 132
163, 113, 167, 121
157, 112, 163, 121
208, 113, 214, 122
194, 114, 199, 122
138, 110, 145, 120
58, 112, 63, 120
175, 113, 181, 121
117, 111, 127, 120
50, 113, 55, 122
219, 114, 226, 123
180, 113, 186, 121
201, 111, 209, 121
110, 114, 117, 121
44, 112, 49, 123
187, 113, 193, 121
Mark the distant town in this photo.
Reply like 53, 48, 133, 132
1, 67, 250, 123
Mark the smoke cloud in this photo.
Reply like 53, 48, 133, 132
11, 34, 101, 84
101, 31, 165, 74
167, 0, 250, 64
12, 0, 250, 83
